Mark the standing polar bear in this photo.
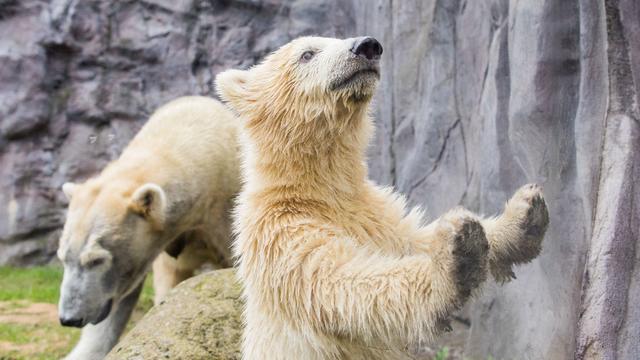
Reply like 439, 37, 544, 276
57, 96, 240, 360
216, 36, 549, 360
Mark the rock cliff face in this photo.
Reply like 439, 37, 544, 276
2, 0, 639, 358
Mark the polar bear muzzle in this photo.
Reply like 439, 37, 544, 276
329, 36, 382, 93
93, 298, 113, 324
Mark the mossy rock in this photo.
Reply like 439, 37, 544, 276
107, 269, 243, 360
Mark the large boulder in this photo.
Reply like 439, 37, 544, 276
107, 269, 243, 360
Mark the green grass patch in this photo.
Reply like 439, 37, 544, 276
138, 276, 155, 313
434, 347, 450, 360
0, 266, 63, 303
0, 322, 31, 344
0, 321, 80, 360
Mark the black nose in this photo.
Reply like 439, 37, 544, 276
60, 316, 84, 327
351, 37, 383, 60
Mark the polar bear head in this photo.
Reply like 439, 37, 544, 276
57, 179, 166, 327
216, 36, 383, 131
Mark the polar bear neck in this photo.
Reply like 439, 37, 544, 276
240, 102, 374, 200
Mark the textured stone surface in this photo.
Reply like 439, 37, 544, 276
2, 0, 639, 358
107, 269, 243, 360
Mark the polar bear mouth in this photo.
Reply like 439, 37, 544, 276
91, 298, 113, 325
330, 68, 380, 91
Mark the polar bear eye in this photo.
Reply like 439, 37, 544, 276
300, 50, 316, 63
86, 257, 106, 269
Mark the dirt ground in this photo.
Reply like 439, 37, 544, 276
0, 302, 59, 325
0, 300, 79, 360
0, 299, 154, 360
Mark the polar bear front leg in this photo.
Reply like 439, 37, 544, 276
152, 252, 195, 305
481, 184, 549, 283
64, 281, 143, 360
278, 211, 489, 343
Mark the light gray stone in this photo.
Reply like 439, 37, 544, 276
107, 269, 244, 360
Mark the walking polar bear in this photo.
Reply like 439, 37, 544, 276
216, 36, 549, 359
57, 96, 240, 359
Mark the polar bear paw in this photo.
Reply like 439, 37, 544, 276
490, 184, 549, 282
439, 208, 489, 301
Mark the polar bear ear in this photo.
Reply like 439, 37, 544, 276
129, 183, 166, 229
62, 182, 76, 200
215, 69, 252, 114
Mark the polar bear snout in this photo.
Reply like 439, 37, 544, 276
58, 262, 117, 328
350, 36, 383, 61
59, 315, 84, 328
59, 293, 114, 328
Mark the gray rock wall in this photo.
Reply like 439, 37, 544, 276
1, 0, 638, 358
